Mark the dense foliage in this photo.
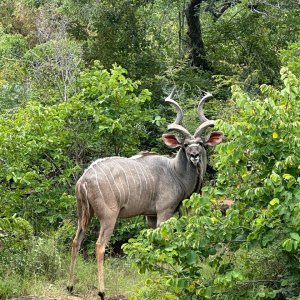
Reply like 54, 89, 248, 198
0, 63, 152, 231
124, 68, 300, 299
0, 0, 299, 299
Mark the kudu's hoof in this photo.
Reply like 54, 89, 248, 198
98, 291, 105, 300
67, 285, 74, 294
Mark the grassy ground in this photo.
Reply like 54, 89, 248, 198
1, 256, 149, 300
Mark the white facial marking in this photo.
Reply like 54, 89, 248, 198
190, 157, 200, 166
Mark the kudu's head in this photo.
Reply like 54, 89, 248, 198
162, 89, 224, 166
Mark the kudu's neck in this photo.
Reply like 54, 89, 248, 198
171, 148, 201, 196
172, 148, 190, 174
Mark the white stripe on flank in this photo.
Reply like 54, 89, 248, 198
126, 162, 137, 205
93, 163, 116, 199
139, 164, 150, 200
132, 162, 143, 199
100, 162, 122, 201
92, 167, 105, 199
84, 156, 124, 175
141, 163, 155, 201
128, 164, 137, 187
115, 160, 130, 203
110, 160, 126, 202
138, 163, 148, 195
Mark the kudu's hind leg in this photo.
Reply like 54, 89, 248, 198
67, 221, 87, 293
96, 215, 118, 300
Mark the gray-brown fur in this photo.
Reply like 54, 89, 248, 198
67, 90, 224, 299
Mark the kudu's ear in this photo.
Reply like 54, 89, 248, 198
162, 134, 181, 148
205, 131, 224, 146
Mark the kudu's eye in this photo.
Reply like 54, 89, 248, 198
184, 143, 189, 147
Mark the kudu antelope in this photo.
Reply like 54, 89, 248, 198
67, 90, 224, 299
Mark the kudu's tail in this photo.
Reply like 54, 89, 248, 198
76, 180, 92, 230
67, 180, 92, 293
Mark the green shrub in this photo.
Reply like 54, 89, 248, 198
54, 219, 76, 249
25, 236, 63, 281
0, 62, 154, 233
109, 217, 146, 255
0, 275, 25, 300
0, 217, 33, 273
0, 217, 33, 298
124, 67, 300, 299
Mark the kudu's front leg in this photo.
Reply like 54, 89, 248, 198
157, 209, 174, 227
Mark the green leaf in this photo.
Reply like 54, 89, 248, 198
186, 251, 197, 265
270, 173, 281, 183
257, 292, 266, 298
269, 198, 280, 206
290, 232, 300, 241
204, 286, 212, 298
282, 239, 293, 252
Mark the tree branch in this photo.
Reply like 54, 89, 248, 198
237, 279, 281, 288
206, 1, 235, 21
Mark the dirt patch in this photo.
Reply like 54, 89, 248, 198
10, 297, 67, 300
10, 296, 127, 300
10, 296, 64, 300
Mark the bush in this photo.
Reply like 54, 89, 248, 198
0, 217, 33, 299
25, 236, 63, 281
0, 217, 33, 273
0, 217, 63, 281
123, 67, 300, 299
0, 275, 25, 300
109, 217, 146, 255
0, 62, 153, 233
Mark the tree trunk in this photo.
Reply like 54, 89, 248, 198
185, 0, 211, 71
